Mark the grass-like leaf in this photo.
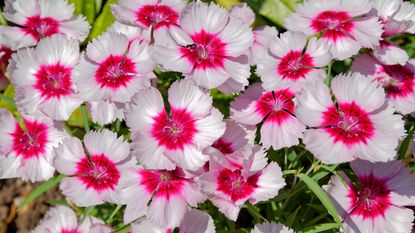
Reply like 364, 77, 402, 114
297, 173, 343, 226
88, 0, 117, 41
303, 223, 342, 233
18, 174, 65, 209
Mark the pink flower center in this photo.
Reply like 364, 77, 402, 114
139, 168, 187, 199
23, 15, 60, 41
180, 30, 227, 70
212, 138, 234, 154
151, 108, 197, 150
76, 154, 120, 192
311, 11, 354, 41
61, 229, 81, 233
34, 64, 73, 99
348, 174, 391, 219
11, 120, 48, 159
95, 55, 136, 90
136, 4, 179, 29
375, 64, 415, 99
277, 51, 313, 80
255, 89, 295, 125
322, 102, 375, 146
217, 169, 259, 202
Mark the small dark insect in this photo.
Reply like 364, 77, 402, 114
184, 44, 196, 48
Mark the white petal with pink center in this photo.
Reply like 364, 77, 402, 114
352, 54, 415, 114
111, 0, 185, 46
0, 110, 66, 182
373, 41, 409, 65
0, 0, 89, 50
126, 80, 225, 171
285, 0, 382, 60
199, 160, 285, 221
249, 26, 279, 66
9, 35, 83, 121
371, 0, 414, 37
54, 129, 132, 206
206, 119, 252, 159
296, 73, 405, 164
257, 31, 330, 91
388, 1, 415, 34
231, 83, 305, 150
130, 209, 215, 233
117, 166, 205, 228
324, 159, 415, 233
31, 205, 112, 233
87, 100, 125, 126
229, 3, 255, 26
152, 2, 253, 91
73, 32, 155, 103
252, 222, 294, 233
107, 21, 151, 43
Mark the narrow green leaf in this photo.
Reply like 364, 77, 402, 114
306, 203, 327, 212
304, 213, 329, 227
245, 203, 266, 222
297, 173, 343, 226
18, 174, 65, 208
80, 105, 90, 132
83, 0, 96, 24
311, 164, 338, 181
215, 0, 240, 9
0, 93, 16, 109
286, 206, 300, 227
111, 224, 131, 233
398, 122, 415, 160
0, 11, 8, 25
0, 84, 17, 111
303, 223, 341, 233
68, 0, 84, 15
88, 0, 117, 40
255, 0, 296, 27
95, 0, 104, 14
45, 199, 68, 206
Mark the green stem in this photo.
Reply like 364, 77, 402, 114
115, 119, 121, 133
15, 113, 27, 131
283, 170, 297, 175
106, 204, 122, 224
324, 61, 333, 86
284, 148, 288, 170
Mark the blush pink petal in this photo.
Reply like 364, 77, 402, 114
0, 0, 89, 50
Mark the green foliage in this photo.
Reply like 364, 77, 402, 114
296, 173, 342, 226
18, 174, 65, 209
249, 0, 296, 27
87, 0, 118, 41
0, 84, 17, 112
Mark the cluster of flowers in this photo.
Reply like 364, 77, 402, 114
0, 0, 414, 232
